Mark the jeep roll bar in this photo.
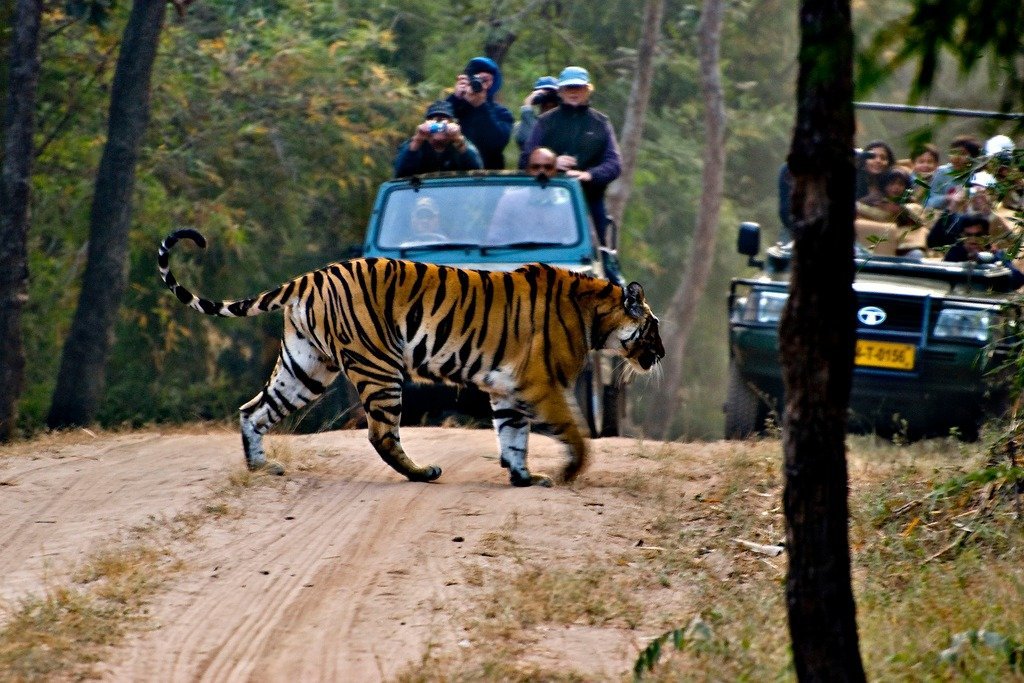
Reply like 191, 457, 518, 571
854, 102, 1024, 121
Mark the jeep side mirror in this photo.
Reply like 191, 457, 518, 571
737, 222, 763, 268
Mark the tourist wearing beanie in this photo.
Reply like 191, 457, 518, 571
446, 56, 515, 170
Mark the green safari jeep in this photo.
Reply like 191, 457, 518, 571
358, 170, 627, 437
725, 222, 1022, 441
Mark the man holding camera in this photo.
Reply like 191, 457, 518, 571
446, 56, 514, 170
513, 76, 560, 151
393, 100, 483, 178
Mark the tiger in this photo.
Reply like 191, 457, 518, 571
158, 229, 664, 487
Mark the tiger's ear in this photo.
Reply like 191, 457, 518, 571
623, 282, 646, 318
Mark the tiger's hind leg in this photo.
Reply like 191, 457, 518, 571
522, 387, 589, 484
346, 367, 442, 482
239, 329, 340, 474
489, 396, 551, 487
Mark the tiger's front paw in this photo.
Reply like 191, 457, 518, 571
407, 465, 442, 483
509, 469, 553, 487
250, 459, 285, 476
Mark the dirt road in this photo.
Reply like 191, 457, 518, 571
1, 426, 722, 681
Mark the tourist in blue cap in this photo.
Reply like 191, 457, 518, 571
513, 75, 560, 151
393, 100, 483, 178
446, 56, 514, 170
519, 66, 622, 246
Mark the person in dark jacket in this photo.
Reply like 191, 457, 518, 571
393, 100, 483, 178
446, 56, 514, 170
519, 66, 622, 246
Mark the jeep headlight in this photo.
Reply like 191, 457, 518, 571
744, 291, 788, 324
933, 308, 992, 343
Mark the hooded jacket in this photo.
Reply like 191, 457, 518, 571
445, 56, 514, 170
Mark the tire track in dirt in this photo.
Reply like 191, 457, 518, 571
101, 428, 534, 682
3, 427, 645, 681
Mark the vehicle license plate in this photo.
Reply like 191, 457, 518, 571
855, 339, 915, 370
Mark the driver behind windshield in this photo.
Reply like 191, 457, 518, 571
393, 100, 483, 178
400, 197, 448, 246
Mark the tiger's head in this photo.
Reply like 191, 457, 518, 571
604, 282, 665, 372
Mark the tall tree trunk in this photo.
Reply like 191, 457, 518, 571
647, 0, 725, 439
47, 0, 168, 429
781, 0, 865, 679
0, 0, 43, 441
605, 0, 664, 235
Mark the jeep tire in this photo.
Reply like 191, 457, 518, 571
724, 360, 767, 439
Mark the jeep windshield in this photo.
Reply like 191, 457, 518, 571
375, 180, 581, 250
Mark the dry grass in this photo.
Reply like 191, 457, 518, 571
0, 535, 179, 680
396, 435, 1024, 682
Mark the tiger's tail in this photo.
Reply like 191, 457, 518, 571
158, 229, 292, 317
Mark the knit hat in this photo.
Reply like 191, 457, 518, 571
464, 56, 503, 98
424, 100, 454, 119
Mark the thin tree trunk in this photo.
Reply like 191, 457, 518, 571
482, 0, 545, 66
781, 0, 865, 678
47, 0, 169, 429
605, 0, 664, 236
0, 0, 43, 441
648, 0, 725, 439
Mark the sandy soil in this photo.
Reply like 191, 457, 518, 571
0, 426, 726, 681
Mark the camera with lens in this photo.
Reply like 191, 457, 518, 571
428, 121, 448, 134
469, 75, 485, 93
857, 149, 876, 161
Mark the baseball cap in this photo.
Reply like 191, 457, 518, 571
533, 76, 558, 91
414, 196, 439, 216
971, 171, 996, 188
424, 100, 454, 119
557, 66, 590, 87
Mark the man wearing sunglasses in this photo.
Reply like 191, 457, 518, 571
518, 66, 622, 246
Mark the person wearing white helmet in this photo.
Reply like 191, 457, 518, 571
983, 134, 1023, 213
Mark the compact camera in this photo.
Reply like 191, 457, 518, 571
469, 75, 485, 93
428, 121, 448, 134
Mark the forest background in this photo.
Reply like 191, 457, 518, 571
0, 0, 1018, 439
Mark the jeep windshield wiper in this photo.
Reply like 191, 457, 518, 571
485, 241, 568, 250
398, 243, 483, 258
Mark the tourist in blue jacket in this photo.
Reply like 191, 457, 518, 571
446, 56, 514, 170
519, 66, 622, 246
